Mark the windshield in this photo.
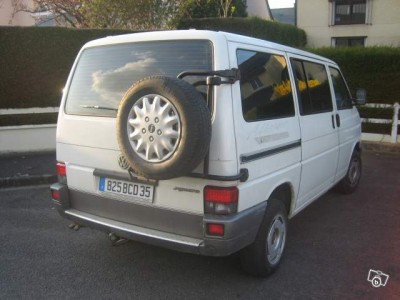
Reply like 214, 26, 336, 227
65, 40, 213, 117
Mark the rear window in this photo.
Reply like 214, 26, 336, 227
65, 40, 213, 117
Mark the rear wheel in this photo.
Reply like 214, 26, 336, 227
337, 150, 361, 194
240, 199, 288, 277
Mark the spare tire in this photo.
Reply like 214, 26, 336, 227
116, 76, 211, 180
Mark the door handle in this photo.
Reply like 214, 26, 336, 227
336, 114, 341, 127
331, 115, 335, 129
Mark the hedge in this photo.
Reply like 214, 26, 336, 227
0, 26, 132, 110
311, 47, 400, 135
2, 27, 398, 111
178, 17, 307, 47
311, 47, 400, 105
361, 122, 399, 135
358, 105, 398, 135
358, 106, 394, 119
0, 23, 304, 112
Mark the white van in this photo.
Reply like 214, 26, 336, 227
51, 30, 366, 277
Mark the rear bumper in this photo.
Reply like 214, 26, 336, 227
51, 183, 266, 256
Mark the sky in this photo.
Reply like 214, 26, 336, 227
268, 0, 295, 9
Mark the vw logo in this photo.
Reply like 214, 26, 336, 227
118, 155, 130, 170
148, 124, 156, 133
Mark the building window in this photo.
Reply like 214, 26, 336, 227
249, 78, 263, 90
334, 0, 366, 25
333, 37, 366, 47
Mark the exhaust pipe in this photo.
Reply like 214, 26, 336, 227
109, 232, 128, 246
68, 222, 81, 231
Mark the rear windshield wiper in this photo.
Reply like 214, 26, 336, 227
80, 105, 117, 111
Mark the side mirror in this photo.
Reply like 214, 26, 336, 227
354, 88, 367, 105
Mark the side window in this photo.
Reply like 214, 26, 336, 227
291, 59, 333, 115
237, 49, 295, 122
329, 67, 353, 110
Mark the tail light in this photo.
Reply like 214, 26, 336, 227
206, 223, 225, 236
204, 186, 238, 215
51, 190, 60, 200
56, 162, 67, 184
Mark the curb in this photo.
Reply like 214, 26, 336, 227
363, 141, 400, 153
0, 174, 57, 189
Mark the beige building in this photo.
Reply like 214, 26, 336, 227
247, 0, 273, 19
0, 0, 35, 26
297, 0, 400, 47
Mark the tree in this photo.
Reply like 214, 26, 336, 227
227, 0, 247, 17
37, 0, 88, 27
13, 0, 87, 27
82, 0, 180, 30
176, 0, 246, 20
14, 0, 247, 30
23, 0, 180, 30
220, 0, 232, 18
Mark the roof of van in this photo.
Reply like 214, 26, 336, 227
83, 30, 335, 65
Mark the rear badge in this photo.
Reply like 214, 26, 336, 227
118, 155, 130, 170
173, 187, 200, 194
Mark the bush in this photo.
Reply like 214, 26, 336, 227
358, 104, 399, 135
358, 106, 393, 119
178, 17, 307, 47
361, 122, 399, 135
311, 47, 400, 105
0, 26, 132, 109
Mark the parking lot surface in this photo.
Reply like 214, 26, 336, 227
0, 151, 399, 299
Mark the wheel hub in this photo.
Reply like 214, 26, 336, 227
348, 157, 360, 186
267, 215, 286, 265
127, 94, 181, 162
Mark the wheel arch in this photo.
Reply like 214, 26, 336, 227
354, 141, 362, 154
268, 182, 295, 218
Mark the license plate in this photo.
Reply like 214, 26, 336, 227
99, 177, 154, 202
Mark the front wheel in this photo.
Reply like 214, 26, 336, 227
337, 150, 362, 194
240, 199, 288, 277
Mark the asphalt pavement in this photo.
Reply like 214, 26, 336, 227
0, 150, 399, 299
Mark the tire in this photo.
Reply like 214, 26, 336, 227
337, 150, 361, 194
240, 199, 288, 277
116, 76, 211, 180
